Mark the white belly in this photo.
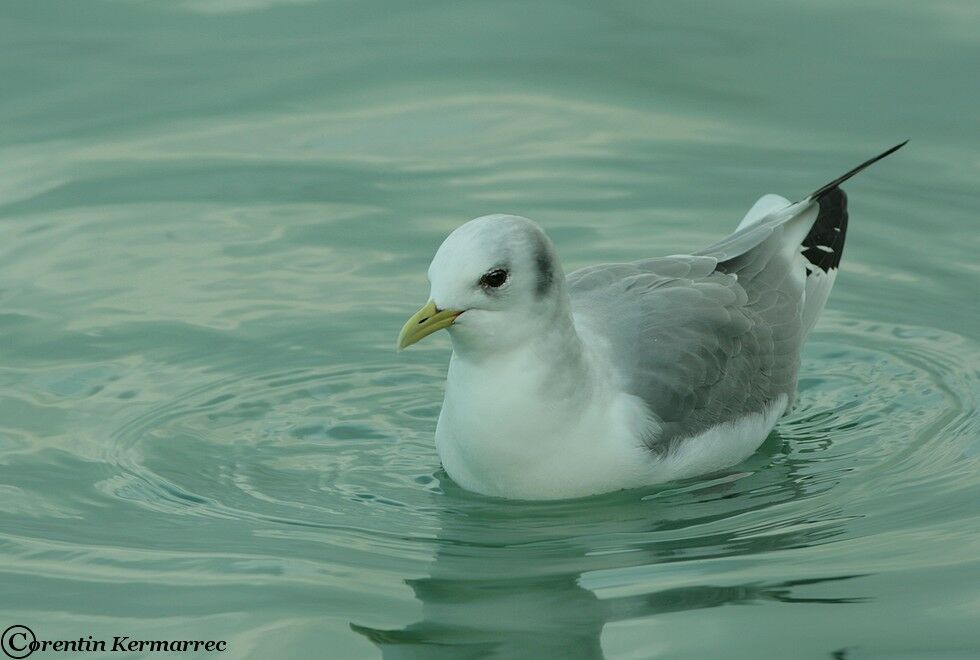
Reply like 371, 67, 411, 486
435, 386, 655, 500
643, 394, 788, 485
434, 352, 788, 500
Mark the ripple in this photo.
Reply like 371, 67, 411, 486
82, 313, 978, 577
100, 361, 444, 554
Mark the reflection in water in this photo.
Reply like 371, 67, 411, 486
353, 436, 869, 658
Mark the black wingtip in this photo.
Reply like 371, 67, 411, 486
808, 140, 908, 201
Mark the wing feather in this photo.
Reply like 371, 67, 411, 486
568, 242, 805, 452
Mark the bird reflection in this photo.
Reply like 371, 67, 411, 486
352, 434, 868, 658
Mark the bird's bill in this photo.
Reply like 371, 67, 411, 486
398, 300, 462, 349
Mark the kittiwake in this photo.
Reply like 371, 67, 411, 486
398, 142, 907, 500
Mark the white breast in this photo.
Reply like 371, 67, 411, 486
434, 339, 787, 500
433, 344, 651, 499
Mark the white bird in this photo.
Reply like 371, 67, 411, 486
398, 143, 906, 500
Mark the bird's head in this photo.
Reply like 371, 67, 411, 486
398, 214, 565, 355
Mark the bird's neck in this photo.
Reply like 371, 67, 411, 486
446, 300, 595, 416
436, 300, 628, 499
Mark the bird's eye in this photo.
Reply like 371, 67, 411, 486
479, 268, 508, 289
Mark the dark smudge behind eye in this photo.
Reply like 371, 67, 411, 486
532, 232, 555, 298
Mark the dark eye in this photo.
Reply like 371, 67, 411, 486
479, 268, 508, 289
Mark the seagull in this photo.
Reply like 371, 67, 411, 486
398, 142, 906, 500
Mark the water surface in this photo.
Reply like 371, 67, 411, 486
1, 1, 978, 658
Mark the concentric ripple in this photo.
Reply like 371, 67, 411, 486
87, 315, 979, 569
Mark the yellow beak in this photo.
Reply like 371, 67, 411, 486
398, 300, 462, 349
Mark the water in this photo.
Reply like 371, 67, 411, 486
1, 1, 978, 658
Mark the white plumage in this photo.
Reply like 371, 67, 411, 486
399, 143, 905, 499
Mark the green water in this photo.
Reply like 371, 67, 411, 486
1, 1, 978, 658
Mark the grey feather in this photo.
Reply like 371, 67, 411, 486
564, 143, 906, 453
567, 220, 809, 452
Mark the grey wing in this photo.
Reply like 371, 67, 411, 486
568, 143, 907, 451
567, 246, 806, 452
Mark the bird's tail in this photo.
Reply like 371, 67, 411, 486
704, 141, 907, 336
806, 140, 907, 202
798, 141, 907, 335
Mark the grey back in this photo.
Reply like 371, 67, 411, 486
567, 220, 808, 452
